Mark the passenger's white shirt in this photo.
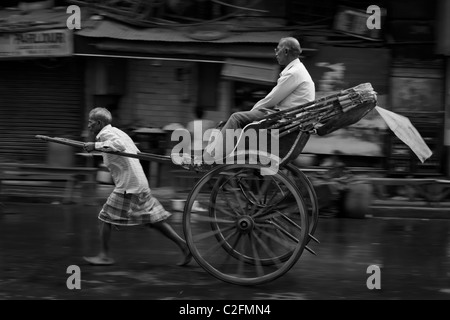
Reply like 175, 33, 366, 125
95, 125, 148, 194
252, 59, 315, 111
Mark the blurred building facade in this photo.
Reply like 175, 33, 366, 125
0, 0, 449, 178
0, 1, 82, 163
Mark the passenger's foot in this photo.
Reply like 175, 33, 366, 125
192, 200, 208, 212
170, 153, 193, 168
177, 247, 192, 266
83, 256, 115, 266
171, 153, 215, 172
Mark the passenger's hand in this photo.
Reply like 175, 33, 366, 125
259, 107, 277, 115
84, 142, 95, 153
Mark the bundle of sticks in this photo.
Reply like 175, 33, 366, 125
251, 83, 377, 137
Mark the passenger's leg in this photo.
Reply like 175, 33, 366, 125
206, 109, 265, 160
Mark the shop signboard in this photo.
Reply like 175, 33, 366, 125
0, 29, 73, 58
333, 5, 386, 41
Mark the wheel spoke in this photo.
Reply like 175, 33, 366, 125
197, 228, 240, 258
191, 214, 235, 224
277, 211, 303, 231
235, 233, 246, 278
210, 203, 239, 219
230, 180, 248, 214
252, 191, 294, 219
221, 193, 244, 216
267, 219, 300, 244
285, 164, 319, 239
252, 230, 284, 266
221, 179, 247, 216
255, 207, 301, 225
193, 225, 236, 242
249, 233, 265, 277
237, 179, 265, 208
255, 224, 297, 249
258, 178, 272, 204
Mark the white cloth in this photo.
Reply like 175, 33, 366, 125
95, 125, 149, 194
252, 59, 315, 111
375, 106, 433, 163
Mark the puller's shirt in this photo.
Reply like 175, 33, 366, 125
95, 125, 148, 194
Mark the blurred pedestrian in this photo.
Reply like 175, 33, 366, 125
83, 107, 192, 266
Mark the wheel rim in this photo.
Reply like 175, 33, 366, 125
283, 163, 319, 238
183, 164, 309, 286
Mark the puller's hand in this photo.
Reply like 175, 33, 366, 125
84, 142, 96, 153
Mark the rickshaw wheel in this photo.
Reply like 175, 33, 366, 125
281, 163, 319, 241
183, 164, 309, 286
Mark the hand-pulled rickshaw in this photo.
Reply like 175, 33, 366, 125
37, 83, 378, 286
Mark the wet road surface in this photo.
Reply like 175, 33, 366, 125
0, 203, 449, 300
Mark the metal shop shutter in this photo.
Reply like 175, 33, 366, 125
0, 59, 83, 163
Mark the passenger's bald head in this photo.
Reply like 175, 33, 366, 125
279, 37, 302, 57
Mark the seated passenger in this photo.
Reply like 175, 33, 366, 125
205, 36, 315, 160
172, 37, 315, 168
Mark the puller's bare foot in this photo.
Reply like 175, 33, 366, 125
177, 246, 192, 266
